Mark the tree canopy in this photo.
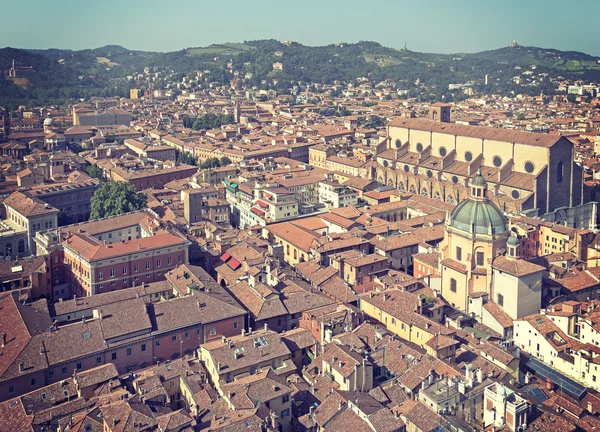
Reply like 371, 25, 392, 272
183, 114, 235, 130
85, 164, 105, 181
199, 157, 221, 169
90, 181, 147, 220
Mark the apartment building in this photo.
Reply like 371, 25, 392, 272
39, 211, 190, 297
3, 190, 58, 255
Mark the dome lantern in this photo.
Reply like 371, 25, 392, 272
447, 169, 508, 236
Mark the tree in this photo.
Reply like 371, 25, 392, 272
85, 164, 105, 181
220, 156, 232, 166
177, 151, 197, 165
90, 181, 147, 220
516, 112, 526, 121
199, 157, 221, 169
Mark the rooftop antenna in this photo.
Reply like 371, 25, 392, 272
404, 43, 407, 50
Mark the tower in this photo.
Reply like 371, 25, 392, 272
428, 103, 451, 122
234, 100, 241, 124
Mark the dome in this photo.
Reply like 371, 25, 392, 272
44, 116, 54, 126
471, 171, 487, 187
507, 233, 519, 246
449, 199, 508, 235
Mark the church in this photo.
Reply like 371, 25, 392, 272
438, 170, 544, 321
377, 106, 596, 229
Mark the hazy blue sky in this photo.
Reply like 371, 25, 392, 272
3, 0, 599, 55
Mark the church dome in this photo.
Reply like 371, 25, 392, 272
507, 233, 519, 246
448, 199, 508, 235
448, 169, 507, 235
44, 116, 54, 126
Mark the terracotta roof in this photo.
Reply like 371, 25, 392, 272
492, 256, 545, 277
388, 117, 561, 148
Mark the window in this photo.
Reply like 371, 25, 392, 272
524, 161, 535, 173
112, 353, 117, 360
99, 272, 103, 280
456, 247, 462, 261
168, 257, 172, 265
146, 261, 150, 269
476, 252, 484, 267
178, 255, 183, 263
450, 278, 457, 293
210, 327, 217, 336
141, 344, 146, 352
439, 147, 447, 157
156, 259, 161, 267
464, 151, 473, 162
96, 356, 102, 365
493, 156, 503, 168
155, 339, 161, 347
134, 264, 139, 272
557, 161, 564, 183
498, 294, 504, 307
76, 362, 82, 370
185, 331, 190, 339
61, 366, 67, 375
31, 378, 37, 387
416, 143, 423, 152
123, 266, 127, 275
110, 269, 115, 277
49, 369, 54, 378
126, 348, 132, 356
8, 385, 15, 394
172, 335, 177, 343
281, 408, 290, 418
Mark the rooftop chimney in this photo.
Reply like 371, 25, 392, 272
1, 332, 5, 347
264, 323, 268, 332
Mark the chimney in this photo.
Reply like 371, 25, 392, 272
217, 362, 221, 372
241, 328, 246, 337
338, 401, 344, 410
248, 327, 252, 336
264, 323, 268, 332
98, 309, 103, 320
222, 336, 227, 343
260, 348, 264, 357
476, 368, 483, 384
1, 332, 5, 347
309, 406, 315, 416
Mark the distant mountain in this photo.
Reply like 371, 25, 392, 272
1, 40, 599, 109
467, 45, 600, 72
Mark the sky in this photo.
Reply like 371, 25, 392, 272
3, 0, 599, 55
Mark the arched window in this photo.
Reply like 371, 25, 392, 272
18, 240, 24, 254
395, 139, 402, 148
557, 161, 564, 183
5, 243, 12, 257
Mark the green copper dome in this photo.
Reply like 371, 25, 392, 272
471, 172, 488, 187
507, 233, 519, 246
449, 199, 508, 235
